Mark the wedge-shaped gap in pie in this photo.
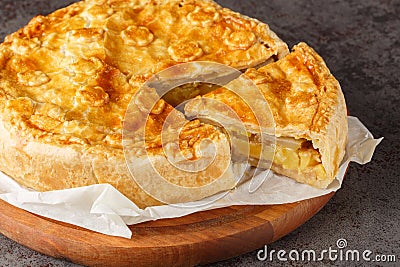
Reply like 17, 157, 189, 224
185, 42, 348, 189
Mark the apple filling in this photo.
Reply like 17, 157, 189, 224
230, 132, 327, 179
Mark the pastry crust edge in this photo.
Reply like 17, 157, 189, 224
0, 116, 236, 208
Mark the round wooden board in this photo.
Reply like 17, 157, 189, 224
0, 193, 334, 266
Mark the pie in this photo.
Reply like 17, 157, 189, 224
0, 0, 288, 207
0, 0, 347, 208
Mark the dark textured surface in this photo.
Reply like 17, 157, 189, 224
0, 0, 398, 266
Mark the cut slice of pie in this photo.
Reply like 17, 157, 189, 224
185, 42, 348, 188
0, 0, 288, 207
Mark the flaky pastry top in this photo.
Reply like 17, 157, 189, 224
191, 42, 344, 139
0, 0, 288, 151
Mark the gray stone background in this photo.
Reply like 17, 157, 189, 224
0, 0, 398, 266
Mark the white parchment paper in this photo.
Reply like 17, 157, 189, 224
0, 116, 382, 239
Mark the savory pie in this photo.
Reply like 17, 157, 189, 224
0, 0, 289, 207
185, 43, 348, 188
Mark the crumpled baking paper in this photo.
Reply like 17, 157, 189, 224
0, 116, 382, 239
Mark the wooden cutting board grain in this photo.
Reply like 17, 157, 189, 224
0, 192, 334, 266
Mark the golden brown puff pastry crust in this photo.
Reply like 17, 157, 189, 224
185, 43, 348, 188
0, 0, 288, 207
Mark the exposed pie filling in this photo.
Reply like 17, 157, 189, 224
163, 82, 220, 107
230, 132, 326, 179
160, 79, 327, 179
